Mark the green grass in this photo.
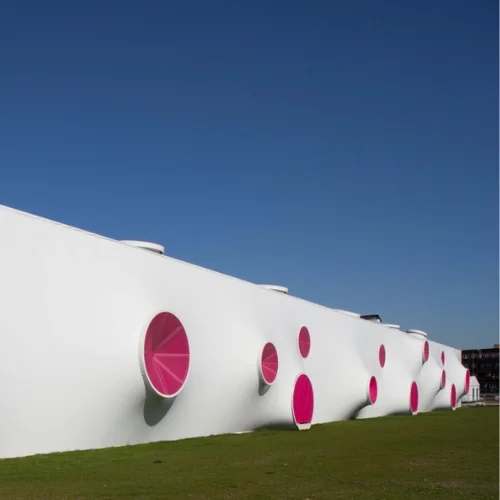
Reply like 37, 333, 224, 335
0, 408, 498, 500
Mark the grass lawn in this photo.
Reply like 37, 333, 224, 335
0, 407, 498, 500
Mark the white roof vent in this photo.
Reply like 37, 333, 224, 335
406, 329, 428, 338
259, 284, 289, 294
120, 240, 165, 255
384, 324, 401, 330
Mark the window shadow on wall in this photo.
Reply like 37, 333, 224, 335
143, 390, 176, 426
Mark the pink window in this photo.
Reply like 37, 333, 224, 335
292, 374, 314, 427
143, 312, 190, 398
410, 381, 419, 414
368, 376, 378, 404
450, 384, 457, 409
298, 326, 311, 358
379, 345, 386, 368
261, 342, 279, 385
423, 341, 430, 362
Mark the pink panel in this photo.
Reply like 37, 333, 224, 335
441, 370, 446, 389
298, 326, 311, 358
410, 381, 419, 414
261, 342, 279, 385
465, 369, 470, 393
423, 341, 429, 362
143, 312, 190, 397
441, 351, 445, 365
450, 384, 457, 409
292, 374, 314, 425
368, 376, 378, 404
379, 344, 386, 368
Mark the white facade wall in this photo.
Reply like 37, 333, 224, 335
461, 376, 481, 402
0, 205, 469, 459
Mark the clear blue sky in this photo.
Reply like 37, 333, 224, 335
1, 1, 497, 349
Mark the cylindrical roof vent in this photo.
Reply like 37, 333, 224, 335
406, 329, 428, 338
258, 284, 289, 294
120, 240, 165, 255
384, 324, 401, 330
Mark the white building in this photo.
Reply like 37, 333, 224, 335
0, 204, 471, 459
461, 376, 481, 402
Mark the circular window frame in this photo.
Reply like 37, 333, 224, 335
139, 311, 191, 399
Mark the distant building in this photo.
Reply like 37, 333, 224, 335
461, 345, 499, 395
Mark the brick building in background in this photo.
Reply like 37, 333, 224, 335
461, 345, 499, 395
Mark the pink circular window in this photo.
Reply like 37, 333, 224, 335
368, 376, 378, 404
143, 312, 190, 398
441, 351, 445, 365
441, 370, 446, 389
379, 345, 386, 368
261, 342, 279, 385
423, 341, 430, 362
292, 373, 314, 427
450, 384, 457, 409
410, 381, 419, 414
298, 326, 311, 358
465, 369, 470, 393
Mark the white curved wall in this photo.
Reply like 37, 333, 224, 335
0, 205, 469, 459
462, 376, 480, 402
